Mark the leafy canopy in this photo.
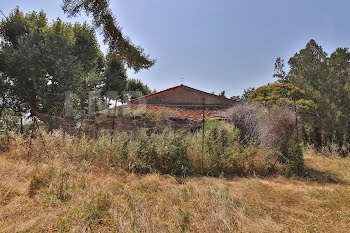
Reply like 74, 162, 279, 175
0, 8, 103, 116
260, 39, 350, 150
62, 0, 156, 72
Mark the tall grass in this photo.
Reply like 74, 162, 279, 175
3, 121, 350, 232
3, 120, 299, 177
1, 150, 349, 232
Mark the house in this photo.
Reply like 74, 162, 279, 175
96, 85, 235, 131
128, 84, 235, 110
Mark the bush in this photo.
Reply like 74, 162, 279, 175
129, 130, 192, 176
202, 120, 241, 176
4, 117, 297, 177
260, 106, 296, 156
158, 131, 192, 176
285, 139, 304, 175
186, 120, 273, 176
223, 103, 300, 163
222, 103, 262, 143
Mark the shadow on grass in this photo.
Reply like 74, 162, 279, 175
299, 166, 346, 184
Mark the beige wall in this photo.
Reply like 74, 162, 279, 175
132, 86, 234, 106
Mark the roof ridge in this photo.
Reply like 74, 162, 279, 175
128, 84, 232, 103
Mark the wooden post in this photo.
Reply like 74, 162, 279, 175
294, 99, 299, 141
20, 115, 23, 135
26, 117, 36, 165
202, 98, 205, 172
110, 100, 117, 144
63, 105, 66, 142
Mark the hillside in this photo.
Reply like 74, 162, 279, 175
0, 147, 349, 232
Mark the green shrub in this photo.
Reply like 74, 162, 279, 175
13, 119, 301, 178
130, 130, 158, 173
129, 130, 192, 176
200, 120, 242, 176
158, 131, 192, 176
285, 139, 304, 175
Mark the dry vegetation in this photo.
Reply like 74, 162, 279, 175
0, 132, 350, 232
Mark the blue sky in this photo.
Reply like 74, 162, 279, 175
1, 0, 349, 97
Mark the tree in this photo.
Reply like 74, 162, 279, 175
229, 95, 241, 101
250, 83, 314, 110
100, 53, 127, 101
287, 40, 330, 148
273, 57, 287, 83
61, 0, 155, 72
229, 87, 255, 102
250, 83, 316, 143
125, 79, 152, 100
241, 87, 255, 102
0, 8, 103, 124
272, 39, 350, 150
218, 90, 226, 97
0, 72, 9, 118
325, 48, 350, 149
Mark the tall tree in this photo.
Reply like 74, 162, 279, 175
0, 72, 9, 118
61, 0, 155, 72
0, 8, 103, 123
250, 83, 314, 110
326, 48, 350, 148
125, 79, 152, 100
241, 87, 255, 102
287, 40, 330, 147
272, 39, 350, 150
273, 57, 287, 83
101, 53, 127, 102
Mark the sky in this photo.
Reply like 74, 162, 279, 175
1, 0, 349, 97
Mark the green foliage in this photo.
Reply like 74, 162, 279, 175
273, 57, 287, 82
129, 130, 192, 176
100, 53, 127, 101
250, 83, 315, 111
285, 139, 304, 176
0, 8, 152, 129
0, 8, 103, 118
0, 109, 29, 134
271, 39, 350, 151
241, 87, 256, 102
17, 121, 302, 177
126, 78, 152, 99
157, 131, 191, 176
62, 0, 155, 72
231, 87, 256, 101
172, 123, 271, 176
204, 122, 241, 176
218, 90, 226, 97
0, 110, 19, 131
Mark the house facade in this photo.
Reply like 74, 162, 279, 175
128, 84, 235, 109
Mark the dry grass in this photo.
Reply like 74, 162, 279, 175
0, 139, 350, 233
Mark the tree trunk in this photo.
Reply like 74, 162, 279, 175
314, 127, 322, 149
20, 116, 23, 134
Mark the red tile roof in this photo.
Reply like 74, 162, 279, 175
102, 104, 223, 122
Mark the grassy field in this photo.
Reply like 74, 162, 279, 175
0, 143, 350, 233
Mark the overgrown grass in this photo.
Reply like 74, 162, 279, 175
0, 149, 349, 232
0, 120, 328, 232
3, 120, 290, 178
